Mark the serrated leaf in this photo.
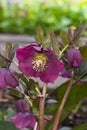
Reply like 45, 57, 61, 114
50, 30, 60, 57
35, 25, 44, 44
0, 121, 19, 130
60, 30, 69, 45
72, 123, 87, 130
8, 88, 23, 98
79, 46, 87, 60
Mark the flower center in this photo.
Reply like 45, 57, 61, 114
32, 53, 48, 72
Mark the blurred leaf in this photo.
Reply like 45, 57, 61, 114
75, 60, 87, 76
35, 25, 44, 44
0, 121, 19, 130
46, 81, 87, 130
60, 30, 69, 45
67, 27, 74, 42
28, 79, 39, 95
5, 42, 12, 59
79, 46, 87, 60
43, 32, 51, 49
8, 88, 23, 98
73, 25, 87, 43
32, 100, 39, 114
50, 30, 60, 57
12, 43, 19, 55
75, 60, 87, 81
17, 73, 29, 87
0, 55, 8, 67
72, 123, 87, 130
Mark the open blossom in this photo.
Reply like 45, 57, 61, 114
16, 43, 64, 83
0, 68, 19, 88
11, 99, 52, 129
67, 48, 82, 68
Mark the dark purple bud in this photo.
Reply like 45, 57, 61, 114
16, 99, 30, 112
0, 68, 19, 88
67, 48, 82, 68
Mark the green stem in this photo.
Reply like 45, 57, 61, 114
52, 71, 74, 130
39, 83, 47, 130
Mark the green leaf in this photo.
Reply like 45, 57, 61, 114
60, 30, 69, 45
8, 88, 23, 98
0, 54, 8, 67
67, 27, 74, 42
79, 46, 87, 60
5, 42, 12, 59
17, 73, 29, 87
73, 25, 87, 43
75, 60, 87, 81
35, 25, 44, 44
0, 121, 19, 130
43, 32, 51, 49
72, 123, 87, 130
50, 30, 60, 57
46, 81, 87, 130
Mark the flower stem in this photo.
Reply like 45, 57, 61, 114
52, 71, 74, 130
39, 83, 47, 130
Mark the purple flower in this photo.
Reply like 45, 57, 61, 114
0, 68, 19, 88
16, 43, 64, 83
16, 99, 30, 112
11, 112, 52, 130
67, 48, 82, 68
11, 99, 52, 129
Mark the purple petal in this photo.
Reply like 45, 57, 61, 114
16, 44, 64, 83
40, 50, 64, 83
16, 99, 30, 112
11, 112, 36, 129
5, 70, 19, 88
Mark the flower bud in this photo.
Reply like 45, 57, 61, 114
67, 48, 82, 68
16, 99, 30, 112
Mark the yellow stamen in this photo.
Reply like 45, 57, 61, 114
32, 53, 48, 72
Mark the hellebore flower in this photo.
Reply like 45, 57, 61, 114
11, 112, 52, 129
16, 43, 64, 83
0, 68, 19, 88
11, 99, 52, 129
67, 48, 82, 68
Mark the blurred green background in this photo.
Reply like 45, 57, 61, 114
0, 0, 87, 35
